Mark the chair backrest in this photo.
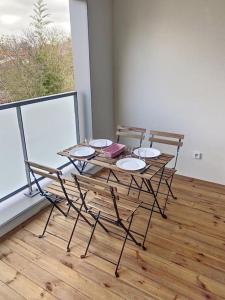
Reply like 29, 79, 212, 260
116, 125, 146, 147
72, 174, 121, 220
148, 130, 184, 168
25, 161, 64, 196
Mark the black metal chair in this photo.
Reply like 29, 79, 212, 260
116, 125, 146, 146
147, 130, 184, 212
25, 161, 93, 251
72, 173, 144, 277
107, 125, 147, 187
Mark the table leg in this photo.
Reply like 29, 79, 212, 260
107, 169, 120, 183
68, 158, 87, 175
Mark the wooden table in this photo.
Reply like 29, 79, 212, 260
58, 144, 174, 219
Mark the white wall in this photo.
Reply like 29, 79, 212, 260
70, 0, 114, 140
70, 0, 92, 140
87, 0, 114, 139
113, 0, 225, 184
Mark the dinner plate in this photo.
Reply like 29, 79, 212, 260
89, 139, 113, 148
69, 146, 95, 157
133, 147, 161, 158
116, 158, 146, 171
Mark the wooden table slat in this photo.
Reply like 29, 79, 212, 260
58, 144, 174, 180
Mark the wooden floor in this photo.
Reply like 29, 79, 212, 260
1, 170, 225, 300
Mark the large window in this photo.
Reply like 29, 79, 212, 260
0, 1, 78, 201
0, 0, 74, 104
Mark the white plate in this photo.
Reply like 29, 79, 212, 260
116, 158, 146, 171
134, 147, 161, 158
69, 146, 95, 157
89, 139, 113, 148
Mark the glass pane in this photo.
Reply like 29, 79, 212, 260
0, 1, 74, 106
0, 109, 27, 199
22, 96, 77, 168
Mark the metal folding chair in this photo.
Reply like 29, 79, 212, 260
116, 125, 148, 195
107, 125, 146, 184
148, 130, 184, 212
116, 125, 146, 146
72, 174, 144, 277
26, 161, 93, 251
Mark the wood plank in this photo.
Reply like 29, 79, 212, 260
0, 258, 56, 299
147, 235, 225, 284
3, 239, 122, 300
25, 161, 61, 175
149, 130, 184, 140
26, 212, 221, 300
0, 281, 25, 300
0, 243, 88, 300
116, 131, 143, 140
148, 137, 183, 146
1, 168, 225, 299
117, 125, 146, 133
25, 218, 221, 300
13, 227, 174, 300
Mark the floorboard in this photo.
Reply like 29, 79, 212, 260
1, 171, 225, 300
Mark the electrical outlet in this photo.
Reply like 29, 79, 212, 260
193, 152, 202, 160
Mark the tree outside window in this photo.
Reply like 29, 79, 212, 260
0, 0, 74, 104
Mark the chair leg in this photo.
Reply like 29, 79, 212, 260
146, 179, 167, 219
39, 203, 55, 238
106, 170, 112, 183
137, 179, 144, 199
81, 211, 100, 259
162, 180, 170, 214
90, 212, 109, 233
115, 214, 134, 278
66, 202, 71, 217
107, 169, 120, 183
67, 204, 84, 252
155, 168, 165, 197
128, 176, 142, 197
111, 170, 120, 183
69, 201, 93, 227
127, 177, 133, 196
120, 221, 141, 247
163, 197, 169, 214
166, 179, 177, 200
142, 199, 155, 250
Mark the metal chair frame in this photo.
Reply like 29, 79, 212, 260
26, 161, 93, 251
125, 129, 183, 215
116, 125, 146, 146
148, 130, 184, 212
107, 125, 146, 185
72, 174, 147, 277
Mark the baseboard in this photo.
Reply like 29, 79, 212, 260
174, 174, 225, 191
0, 198, 48, 238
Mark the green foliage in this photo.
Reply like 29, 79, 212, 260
31, 0, 51, 45
0, 0, 74, 103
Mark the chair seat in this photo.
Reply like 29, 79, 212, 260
86, 192, 142, 222
153, 167, 176, 181
44, 180, 81, 203
44, 178, 142, 221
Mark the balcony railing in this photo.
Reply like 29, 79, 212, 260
0, 91, 80, 202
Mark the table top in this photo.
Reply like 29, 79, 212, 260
58, 144, 174, 180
